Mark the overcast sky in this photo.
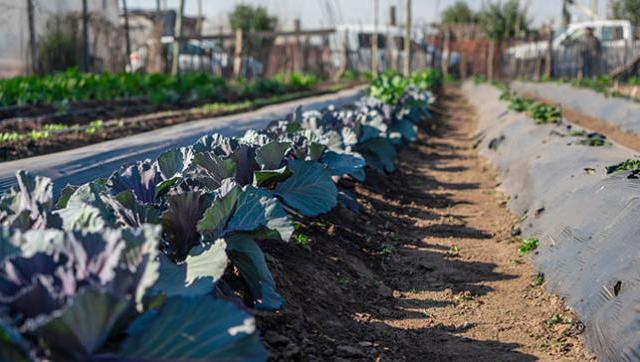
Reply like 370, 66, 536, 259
125, 0, 612, 31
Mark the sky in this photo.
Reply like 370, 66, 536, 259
125, 0, 612, 32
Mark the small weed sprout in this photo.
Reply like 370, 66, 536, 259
518, 237, 539, 256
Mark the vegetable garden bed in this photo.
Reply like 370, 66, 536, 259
464, 80, 640, 361
0, 83, 356, 162
0, 70, 441, 360
510, 80, 640, 140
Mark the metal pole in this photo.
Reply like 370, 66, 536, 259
403, 0, 411, 76
171, 0, 185, 75
26, 0, 37, 74
372, 0, 379, 76
123, 0, 132, 70
82, 0, 90, 72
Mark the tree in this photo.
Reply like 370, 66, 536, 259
611, 0, 640, 25
479, 0, 530, 40
228, 5, 278, 76
229, 5, 277, 33
441, 1, 478, 24
478, 0, 530, 81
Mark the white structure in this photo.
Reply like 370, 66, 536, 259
507, 20, 635, 60
0, 0, 121, 77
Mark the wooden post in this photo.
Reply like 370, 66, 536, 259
334, 30, 349, 81
441, 28, 450, 77
233, 29, 243, 77
545, 24, 553, 78
389, 5, 397, 71
488, 40, 495, 81
171, 0, 185, 75
403, 0, 412, 76
294, 18, 301, 72
372, 0, 379, 76
26, 0, 37, 74
82, 0, 90, 72
123, 0, 132, 70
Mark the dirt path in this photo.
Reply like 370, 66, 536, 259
365, 87, 594, 360
260, 86, 593, 361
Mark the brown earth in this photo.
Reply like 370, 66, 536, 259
257, 86, 594, 361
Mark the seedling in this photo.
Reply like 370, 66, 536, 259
533, 273, 545, 286
380, 245, 396, 256
518, 237, 539, 256
293, 233, 311, 247
446, 245, 461, 258
606, 158, 640, 174
547, 314, 572, 325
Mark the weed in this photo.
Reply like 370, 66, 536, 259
533, 273, 545, 286
606, 158, 640, 174
547, 314, 572, 325
381, 245, 396, 256
518, 237, 539, 256
446, 245, 461, 258
293, 233, 311, 247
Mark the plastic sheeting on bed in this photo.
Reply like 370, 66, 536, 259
463, 81, 640, 362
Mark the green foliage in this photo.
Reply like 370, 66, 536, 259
606, 158, 640, 174
370, 69, 442, 104
293, 233, 311, 247
479, 0, 530, 40
441, 0, 479, 24
533, 273, 545, 286
411, 69, 443, 90
611, 0, 640, 25
370, 71, 411, 105
527, 103, 561, 124
0, 70, 321, 108
571, 75, 614, 94
37, 14, 81, 73
506, 95, 561, 124
228, 4, 277, 32
518, 237, 539, 256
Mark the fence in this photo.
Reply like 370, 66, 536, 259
0, 0, 126, 77
502, 41, 640, 80
168, 24, 444, 80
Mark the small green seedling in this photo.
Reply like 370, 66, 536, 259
518, 237, 539, 256
294, 233, 311, 247
381, 245, 396, 256
533, 273, 545, 286
446, 245, 461, 258
547, 314, 571, 325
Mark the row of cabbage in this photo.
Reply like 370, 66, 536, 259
0, 70, 438, 361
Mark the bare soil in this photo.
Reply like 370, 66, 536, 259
257, 86, 594, 361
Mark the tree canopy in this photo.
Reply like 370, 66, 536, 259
441, 1, 478, 24
440, 0, 530, 40
228, 4, 278, 33
479, 0, 530, 40
611, 0, 640, 25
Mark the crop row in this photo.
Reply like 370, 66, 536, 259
0, 70, 440, 360
0, 68, 319, 107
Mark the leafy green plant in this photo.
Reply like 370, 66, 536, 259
0, 70, 435, 360
518, 237, 539, 256
508, 96, 534, 112
606, 158, 640, 174
547, 314, 572, 325
527, 103, 561, 124
577, 133, 611, 147
293, 233, 311, 247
